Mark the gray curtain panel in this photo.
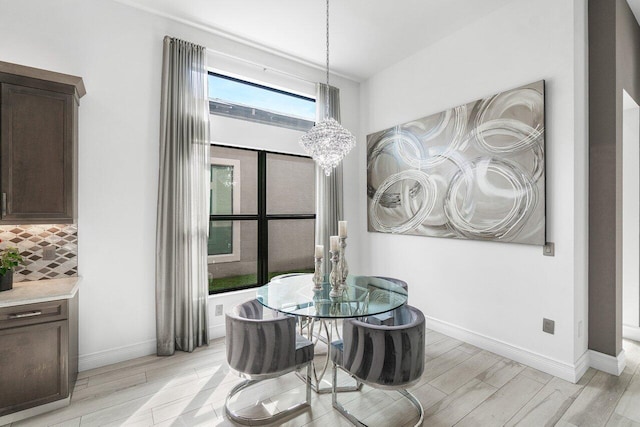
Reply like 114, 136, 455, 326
156, 36, 210, 356
315, 83, 344, 276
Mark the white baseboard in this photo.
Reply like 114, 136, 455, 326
426, 316, 587, 383
574, 350, 591, 382
209, 323, 226, 340
623, 324, 640, 342
588, 349, 626, 376
79, 338, 156, 372
77, 288, 250, 372
79, 321, 230, 372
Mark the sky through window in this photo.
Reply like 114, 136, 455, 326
208, 73, 316, 121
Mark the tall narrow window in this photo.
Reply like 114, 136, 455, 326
208, 158, 241, 263
208, 72, 316, 294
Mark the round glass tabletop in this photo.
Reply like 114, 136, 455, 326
256, 274, 408, 319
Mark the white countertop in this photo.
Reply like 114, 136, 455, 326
0, 277, 80, 308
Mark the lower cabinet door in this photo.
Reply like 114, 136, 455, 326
0, 320, 69, 415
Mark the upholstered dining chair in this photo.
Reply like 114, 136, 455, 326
330, 305, 426, 426
225, 299, 314, 425
369, 276, 409, 325
373, 276, 409, 293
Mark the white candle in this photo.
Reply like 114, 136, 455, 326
338, 221, 347, 238
315, 245, 324, 258
330, 236, 340, 252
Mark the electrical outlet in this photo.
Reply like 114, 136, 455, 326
543, 318, 555, 335
543, 242, 555, 257
42, 246, 56, 261
215, 304, 223, 316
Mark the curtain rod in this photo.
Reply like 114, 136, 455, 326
206, 48, 317, 86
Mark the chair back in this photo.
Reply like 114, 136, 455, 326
342, 305, 425, 388
373, 276, 409, 292
225, 299, 297, 376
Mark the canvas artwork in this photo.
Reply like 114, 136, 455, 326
366, 81, 545, 245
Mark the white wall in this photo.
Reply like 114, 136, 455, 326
357, 0, 588, 380
623, 91, 640, 334
0, 0, 359, 369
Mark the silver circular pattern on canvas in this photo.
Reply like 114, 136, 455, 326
444, 157, 537, 240
474, 88, 544, 155
369, 170, 438, 234
365, 82, 545, 244
366, 106, 468, 209
395, 105, 468, 169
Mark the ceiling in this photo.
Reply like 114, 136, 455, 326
115, 0, 514, 81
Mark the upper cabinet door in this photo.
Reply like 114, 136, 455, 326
0, 84, 74, 223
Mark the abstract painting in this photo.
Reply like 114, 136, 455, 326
367, 81, 545, 245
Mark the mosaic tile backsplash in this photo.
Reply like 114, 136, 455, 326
0, 224, 78, 282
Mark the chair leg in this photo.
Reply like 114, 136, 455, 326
331, 364, 424, 427
398, 389, 425, 427
225, 367, 312, 426
306, 362, 312, 405
332, 363, 366, 427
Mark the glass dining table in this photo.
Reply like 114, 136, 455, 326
256, 273, 408, 393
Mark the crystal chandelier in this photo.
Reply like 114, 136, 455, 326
299, 0, 356, 176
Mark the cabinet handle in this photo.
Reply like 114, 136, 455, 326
1, 193, 5, 217
8, 310, 42, 319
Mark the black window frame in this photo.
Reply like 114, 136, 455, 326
209, 144, 316, 295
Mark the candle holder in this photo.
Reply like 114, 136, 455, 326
312, 288, 323, 316
338, 236, 349, 290
329, 249, 341, 297
312, 255, 323, 290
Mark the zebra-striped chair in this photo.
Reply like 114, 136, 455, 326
373, 276, 409, 293
331, 305, 426, 426
225, 299, 314, 425
369, 276, 409, 325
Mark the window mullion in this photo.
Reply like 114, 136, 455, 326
257, 151, 268, 285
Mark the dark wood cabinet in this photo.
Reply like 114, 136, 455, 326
0, 293, 78, 417
0, 61, 85, 224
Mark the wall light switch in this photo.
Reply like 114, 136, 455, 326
43, 246, 56, 261
215, 304, 223, 316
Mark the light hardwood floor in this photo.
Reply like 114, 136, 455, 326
7, 331, 640, 427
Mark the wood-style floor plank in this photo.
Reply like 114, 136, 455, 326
505, 375, 589, 427
422, 378, 498, 427
455, 373, 544, 426
428, 350, 502, 394
558, 368, 634, 427
613, 367, 640, 422
7, 333, 640, 427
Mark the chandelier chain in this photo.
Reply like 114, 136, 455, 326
325, 0, 330, 119
325, 0, 329, 87
298, 0, 355, 177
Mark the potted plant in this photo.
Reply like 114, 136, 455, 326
0, 247, 24, 292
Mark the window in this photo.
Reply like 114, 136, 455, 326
208, 72, 316, 131
208, 158, 241, 263
208, 145, 316, 294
